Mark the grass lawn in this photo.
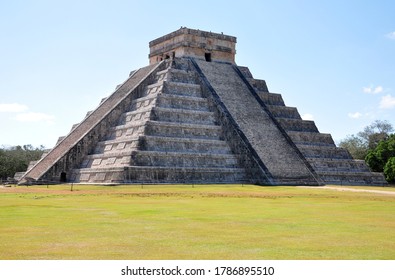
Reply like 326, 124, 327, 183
0, 184, 394, 260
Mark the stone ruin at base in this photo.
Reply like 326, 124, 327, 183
17, 27, 386, 186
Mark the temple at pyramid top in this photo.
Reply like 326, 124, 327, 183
149, 27, 237, 64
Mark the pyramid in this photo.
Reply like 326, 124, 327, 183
18, 27, 386, 186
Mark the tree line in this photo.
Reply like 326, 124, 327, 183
0, 145, 45, 181
339, 120, 395, 183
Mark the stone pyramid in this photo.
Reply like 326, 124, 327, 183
18, 28, 386, 185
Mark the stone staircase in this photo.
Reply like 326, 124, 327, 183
193, 59, 322, 185
239, 66, 387, 185
71, 59, 247, 184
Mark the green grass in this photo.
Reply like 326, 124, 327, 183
0, 184, 394, 260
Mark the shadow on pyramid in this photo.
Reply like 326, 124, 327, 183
17, 28, 386, 186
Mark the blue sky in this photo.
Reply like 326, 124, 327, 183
0, 0, 394, 148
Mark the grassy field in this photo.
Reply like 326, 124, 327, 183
0, 184, 394, 260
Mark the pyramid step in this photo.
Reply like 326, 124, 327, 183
247, 78, 269, 92
166, 68, 199, 84
27, 160, 38, 171
297, 144, 351, 159
140, 135, 231, 154
121, 108, 152, 125
171, 58, 192, 71
131, 150, 239, 168
156, 69, 171, 76
157, 94, 210, 111
72, 167, 125, 183
95, 138, 140, 154
238, 66, 253, 78
155, 69, 169, 83
124, 166, 248, 183
277, 118, 319, 132
287, 131, 335, 146
82, 151, 131, 169
88, 150, 132, 159
271, 176, 323, 186
145, 82, 164, 97
146, 81, 164, 90
130, 95, 158, 111
98, 137, 140, 146
267, 105, 301, 119
145, 121, 222, 139
308, 158, 371, 172
151, 107, 216, 125
258, 92, 285, 106
317, 171, 387, 186
109, 122, 146, 140
14, 172, 26, 181
56, 136, 66, 145
163, 81, 202, 97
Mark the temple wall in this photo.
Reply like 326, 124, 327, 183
149, 27, 236, 64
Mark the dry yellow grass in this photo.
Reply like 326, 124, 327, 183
1, 184, 394, 259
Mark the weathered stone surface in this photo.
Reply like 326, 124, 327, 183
193, 59, 321, 185
68, 58, 250, 184
17, 28, 386, 186
149, 27, 236, 64
19, 62, 165, 184
240, 65, 386, 185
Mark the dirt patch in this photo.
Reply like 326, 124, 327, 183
299, 186, 395, 196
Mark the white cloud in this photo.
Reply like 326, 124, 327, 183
373, 86, 383, 94
363, 85, 384, 94
348, 112, 363, 119
14, 112, 55, 124
386, 31, 395, 40
301, 113, 314, 121
0, 103, 28, 113
1, 103, 56, 124
379, 94, 395, 109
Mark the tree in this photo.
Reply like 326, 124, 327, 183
358, 120, 394, 149
384, 157, 395, 183
0, 145, 45, 180
365, 134, 395, 182
339, 120, 394, 159
338, 135, 367, 159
